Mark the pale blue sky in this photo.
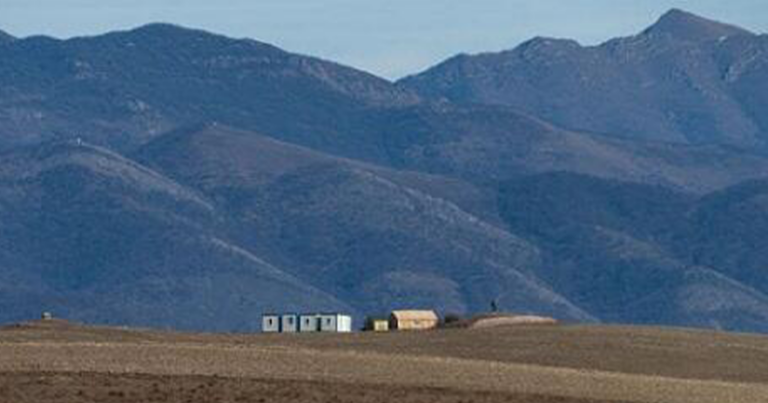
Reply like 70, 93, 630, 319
1, 1, 766, 79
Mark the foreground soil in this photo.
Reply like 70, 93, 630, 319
1, 320, 768, 403
0, 372, 615, 403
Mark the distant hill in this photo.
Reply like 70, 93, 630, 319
683, 179, 768, 293
134, 124, 591, 321
0, 23, 417, 158
0, 141, 349, 330
2, 22, 768, 194
498, 172, 768, 331
0, 128, 597, 330
369, 103, 768, 194
400, 9, 768, 148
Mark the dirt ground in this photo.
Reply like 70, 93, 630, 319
0, 372, 617, 403
264, 324, 768, 384
1, 320, 768, 403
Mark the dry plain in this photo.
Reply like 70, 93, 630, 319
1, 320, 768, 403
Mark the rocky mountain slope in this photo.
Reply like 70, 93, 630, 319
0, 141, 352, 330
369, 103, 768, 193
0, 23, 417, 158
0, 129, 598, 330
134, 124, 591, 321
400, 9, 768, 148
2, 21, 768, 194
498, 172, 768, 331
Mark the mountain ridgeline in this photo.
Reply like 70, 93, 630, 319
1, 9, 768, 332
400, 9, 768, 148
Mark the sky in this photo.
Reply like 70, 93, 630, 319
1, 0, 767, 79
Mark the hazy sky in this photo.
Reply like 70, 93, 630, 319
1, 0, 766, 79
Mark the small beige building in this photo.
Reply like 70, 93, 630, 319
372, 319, 389, 332
389, 310, 439, 331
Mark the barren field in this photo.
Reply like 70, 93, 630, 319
0, 372, 615, 403
1, 320, 768, 403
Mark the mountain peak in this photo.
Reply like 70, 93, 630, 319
513, 36, 582, 57
101, 23, 287, 59
123, 22, 227, 42
131, 22, 196, 35
643, 9, 753, 42
520, 36, 582, 49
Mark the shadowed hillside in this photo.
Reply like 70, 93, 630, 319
369, 104, 768, 193
498, 172, 768, 332
0, 141, 349, 330
135, 124, 592, 321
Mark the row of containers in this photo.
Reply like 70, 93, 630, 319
262, 313, 352, 333
262, 310, 440, 333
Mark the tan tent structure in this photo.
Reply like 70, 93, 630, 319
389, 310, 439, 331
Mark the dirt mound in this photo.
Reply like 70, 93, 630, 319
469, 315, 558, 329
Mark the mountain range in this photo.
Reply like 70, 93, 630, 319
2, 9, 768, 332
401, 9, 768, 148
